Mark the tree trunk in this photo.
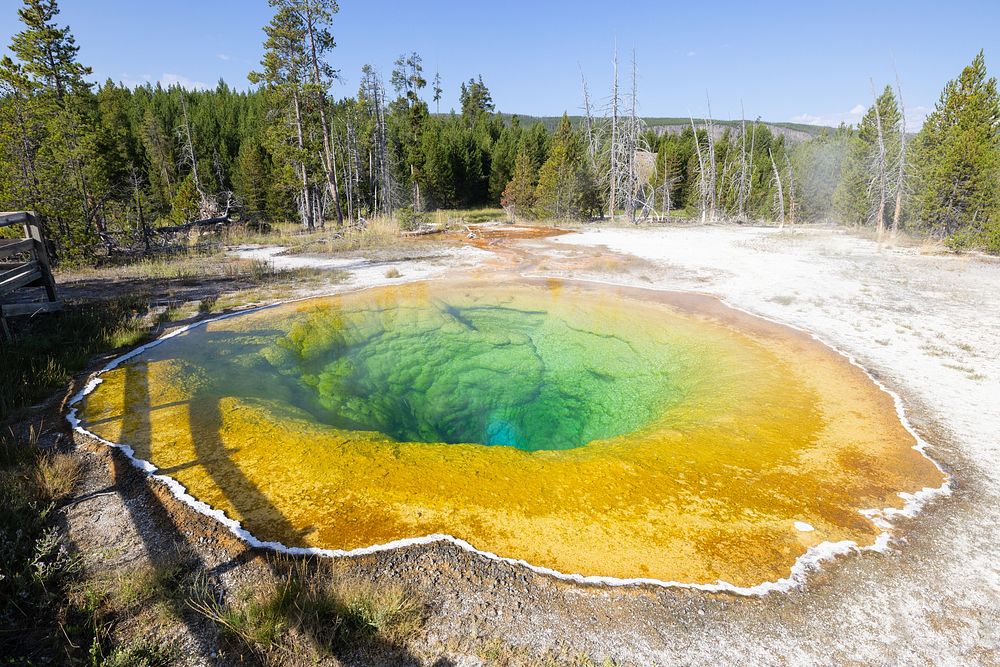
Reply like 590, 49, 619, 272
179, 96, 203, 197
705, 97, 717, 223
784, 153, 797, 225
292, 89, 313, 229
737, 102, 748, 220
870, 80, 887, 238
609, 48, 618, 222
769, 149, 785, 228
893, 69, 907, 235
304, 14, 344, 226
690, 115, 707, 223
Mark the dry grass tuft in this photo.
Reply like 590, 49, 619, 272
34, 451, 80, 503
919, 237, 948, 255
323, 217, 405, 253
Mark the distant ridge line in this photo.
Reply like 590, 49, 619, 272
487, 113, 837, 143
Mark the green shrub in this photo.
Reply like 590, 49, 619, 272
394, 206, 420, 231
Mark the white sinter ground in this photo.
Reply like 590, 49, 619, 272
228, 243, 493, 292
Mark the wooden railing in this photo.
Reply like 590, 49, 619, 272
0, 211, 61, 336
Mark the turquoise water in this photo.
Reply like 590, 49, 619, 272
260, 296, 688, 451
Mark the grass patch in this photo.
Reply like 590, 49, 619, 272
113, 544, 199, 611
318, 217, 408, 254
0, 294, 153, 421
0, 427, 89, 662
95, 637, 178, 667
425, 207, 506, 226
66, 251, 302, 286
191, 564, 423, 660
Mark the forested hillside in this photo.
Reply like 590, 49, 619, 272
1, 0, 998, 263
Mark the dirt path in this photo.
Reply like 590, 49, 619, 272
59, 224, 998, 665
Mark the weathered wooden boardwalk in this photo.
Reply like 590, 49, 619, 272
0, 211, 61, 338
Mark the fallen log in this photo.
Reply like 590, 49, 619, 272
400, 225, 445, 238
155, 213, 234, 234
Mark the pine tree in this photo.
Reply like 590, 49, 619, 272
521, 122, 551, 172
418, 118, 456, 208
833, 86, 901, 227
912, 51, 1000, 240
138, 103, 177, 216
233, 139, 271, 220
459, 75, 494, 124
489, 119, 522, 203
9, 0, 91, 100
432, 70, 443, 114
389, 52, 429, 210
534, 114, 598, 219
0, 57, 46, 215
250, 3, 318, 229
1, 0, 101, 258
283, 0, 344, 225
170, 173, 202, 226
501, 147, 538, 221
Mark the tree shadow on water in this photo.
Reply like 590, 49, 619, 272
109, 363, 223, 656
115, 354, 434, 665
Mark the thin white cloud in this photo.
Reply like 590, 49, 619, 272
686, 50, 696, 57
906, 105, 931, 132
216, 53, 231, 61
161, 73, 211, 90
792, 101, 931, 132
789, 113, 823, 125
118, 72, 152, 87
790, 103, 866, 128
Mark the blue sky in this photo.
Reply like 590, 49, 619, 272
2, 0, 998, 130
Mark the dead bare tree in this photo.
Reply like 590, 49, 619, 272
892, 67, 907, 235
129, 167, 151, 252
360, 65, 394, 217
718, 152, 734, 219
622, 52, 653, 222
656, 150, 682, 222
586, 48, 651, 222
747, 118, 758, 216
337, 116, 357, 221
176, 95, 202, 197
580, 67, 597, 170
704, 95, 717, 222
784, 153, 797, 225
609, 46, 619, 222
176, 94, 229, 221
690, 113, 708, 222
736, 102, 749, 221
868, 79, 889, 238
292, 88, 315, 229
626, 56, 638, 222
769, 148, 785, 228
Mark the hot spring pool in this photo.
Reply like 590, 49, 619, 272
73, 279, 945, 588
